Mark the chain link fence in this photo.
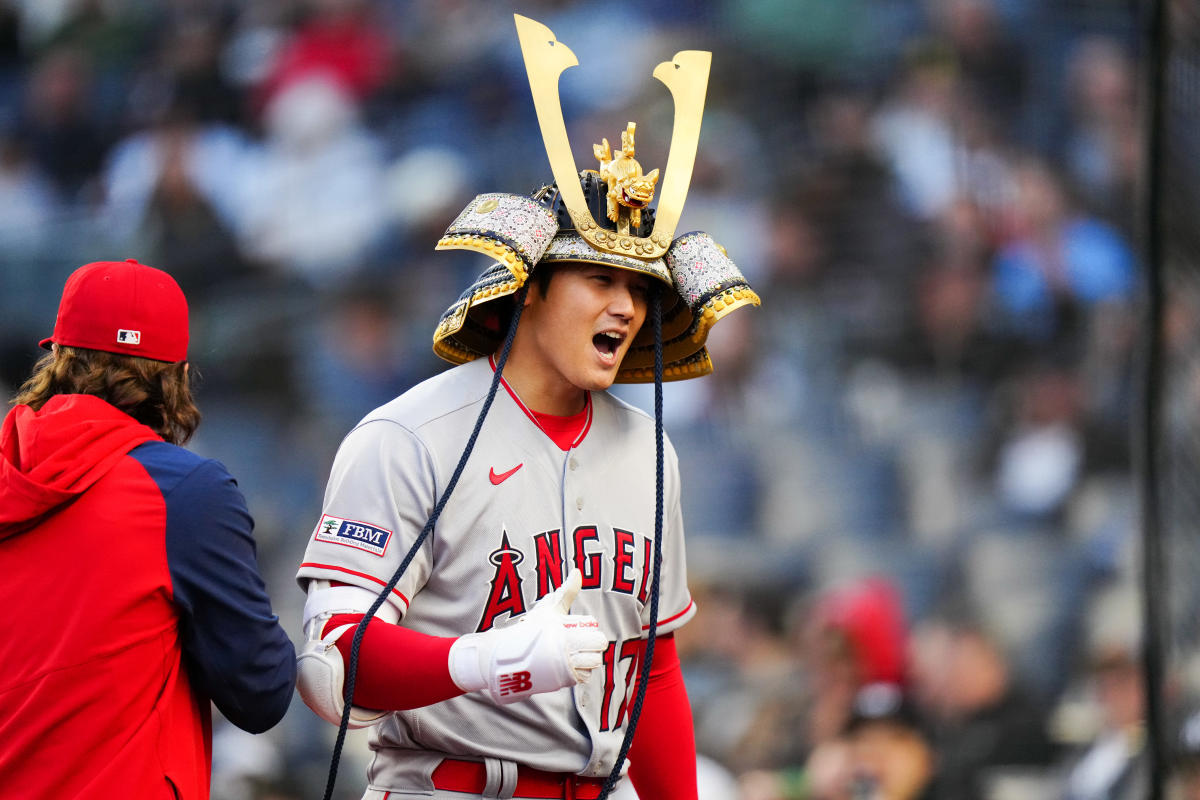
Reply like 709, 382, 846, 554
1151, 0, 1200, 794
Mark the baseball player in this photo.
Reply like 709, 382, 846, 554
0, 259, 296, 799
295, 15, 758, 800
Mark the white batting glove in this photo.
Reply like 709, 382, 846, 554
448, 570, 607, 705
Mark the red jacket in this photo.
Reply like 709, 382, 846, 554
0, 395, 294, 799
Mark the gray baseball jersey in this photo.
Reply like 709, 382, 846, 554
297, 356, 695, 789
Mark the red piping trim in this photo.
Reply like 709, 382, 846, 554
642, 599, 694, 631
570, 397, 593, 448
299, 562, 411, 608
488, 354, 593, 448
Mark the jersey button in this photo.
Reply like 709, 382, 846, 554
576, 496, 584, 511
569, 457, 579, 471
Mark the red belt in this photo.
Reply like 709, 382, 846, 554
431, 758, 607, 799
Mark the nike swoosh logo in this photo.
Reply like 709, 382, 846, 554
489, 463, 524, 485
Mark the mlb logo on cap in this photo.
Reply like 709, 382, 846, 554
40, 259, 188, 363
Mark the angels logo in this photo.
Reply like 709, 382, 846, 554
475, 525, 652, 632
476, 531, 526, 632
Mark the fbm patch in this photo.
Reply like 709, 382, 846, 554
314, 514, 392, 557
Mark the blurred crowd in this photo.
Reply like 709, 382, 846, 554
1, 0, 1196, 798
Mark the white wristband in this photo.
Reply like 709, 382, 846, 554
448, 636, 488, 693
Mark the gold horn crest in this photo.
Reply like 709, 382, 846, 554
513, 13, 710, 260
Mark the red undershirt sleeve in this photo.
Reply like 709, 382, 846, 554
320, 611, 698, 797
627, 634, 698, 800
324, 613, 465, 711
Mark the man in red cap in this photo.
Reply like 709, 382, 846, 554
0, 259, 296, 799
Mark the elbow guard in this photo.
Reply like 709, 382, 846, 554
296, 581, 399, 728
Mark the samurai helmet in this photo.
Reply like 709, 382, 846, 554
432, 15, 759, 383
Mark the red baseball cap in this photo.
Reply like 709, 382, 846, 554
40, 259, 189, 363
815, 576, 908, 685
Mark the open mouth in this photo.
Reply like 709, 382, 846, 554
593, 331, 625, 363
621, 190, 648, 208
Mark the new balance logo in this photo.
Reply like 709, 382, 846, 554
498, 671, 533, 696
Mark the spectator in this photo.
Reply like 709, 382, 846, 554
842, 682, 939, 800
916, 617, 1058, 800
870, 41, 964, 221
686, 582, 805, 773
0, 130, 59, 251
989, 157, 1136, 349
255, 0, 390, 110
737, 577, 910, 800
16, 46, 110, 203
1056, 644, 1147, 800
128, 15, 246, 128
930, 0, 1028, 133
105, 106, 254, 303
235, 72, 389, 284
989, 361, 1087, 522
1059, 36, 1140, 232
